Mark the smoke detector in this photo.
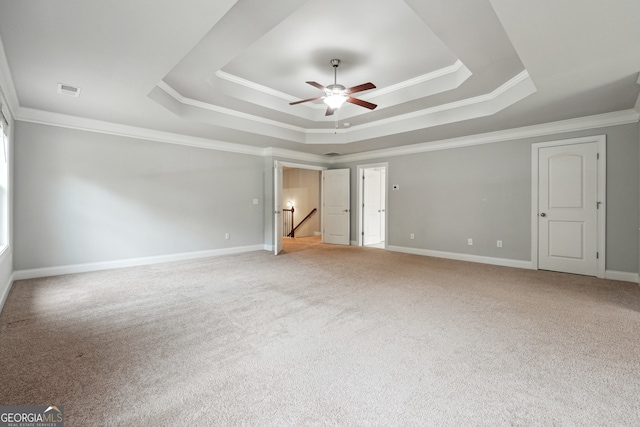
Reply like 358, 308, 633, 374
57, 83, 81, 97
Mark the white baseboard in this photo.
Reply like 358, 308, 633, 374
264, 244, 273, 251
386, 245, 533, 270
604, 270, 639, 284
314, 232, 322, 236
13, 245, 266, 281
0, 272, 14, 315
387, 246, 640, 284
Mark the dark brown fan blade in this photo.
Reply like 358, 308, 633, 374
325, 106, 335, 116
306, 81, 326, 91
289, 96, 323, 106
347, 97, 377, 110
345, 82, 376, 94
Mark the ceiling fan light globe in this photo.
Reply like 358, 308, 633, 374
324, 94, 347, 109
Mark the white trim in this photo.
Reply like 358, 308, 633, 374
8, 105, 639, 165
158, 80, 307, 133
387, 245, 533, 270
264, 147, 328, 164
531, 135, 606, 278
16, 107, 267, 157
332, 110, 638, 163
216, 60, 467, 105
13, 245, 265, 281
354, 70, 532, 133
277, 161, 326, 171
0, 272, 13, 315
158, 70, 534, 142
362, 60, 466, 100
604, 270, 639, 284
215, 70, 301, 104
356, 162, 388, 247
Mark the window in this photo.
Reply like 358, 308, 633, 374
0, 109, 8, 249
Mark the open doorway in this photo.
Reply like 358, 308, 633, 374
282, 166, 321, 238
274, 161, 326, 255
357, 163, 388, 248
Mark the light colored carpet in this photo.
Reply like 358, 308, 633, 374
1, 239, 639, 426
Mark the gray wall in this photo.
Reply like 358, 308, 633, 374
11, 120, 640, 275
335, 123, 639, 274
14, 122, 265, 270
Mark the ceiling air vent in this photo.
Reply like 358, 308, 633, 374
57, 83, 81, 97
323, 152, 342, 157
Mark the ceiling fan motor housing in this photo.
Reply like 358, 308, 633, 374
326, 84, 346, 95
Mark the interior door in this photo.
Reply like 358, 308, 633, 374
363, 168, 382, 245
538, 142, 598, 276
274, 162, 283, 255
322, 169, 350, 245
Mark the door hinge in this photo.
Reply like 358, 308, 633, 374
361, 231, 364, 236
597, 252, 599, 259
597, 153, 600, 160
597, 201, 602, 209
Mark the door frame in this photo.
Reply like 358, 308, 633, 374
273, 160, 326, 251
531, 135, 606, 277
357, 162, 389, 247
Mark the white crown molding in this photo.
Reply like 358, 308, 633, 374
215, 70, 300, 104
218, 60, 472, 122
264, 147, 327, 164
15, 107, 266, 157
162, 69, 534, 145
304, 70, 536, 145
216, 60, 467, 102
11, 104, 639, 165
331, 109, 640, 163
13, 245, 266, 281
353, 70, 533, 133
361, 60, 467, 100
157, 80, 307, 133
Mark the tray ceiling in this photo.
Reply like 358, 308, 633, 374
0, 0, 638, 155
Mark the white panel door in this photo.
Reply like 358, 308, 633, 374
274, 162, 283, 255
538, 142, 598, 275
364, 169, 382, 245
322, 169, 350, 245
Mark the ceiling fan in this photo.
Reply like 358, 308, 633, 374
289, 59, 377, 116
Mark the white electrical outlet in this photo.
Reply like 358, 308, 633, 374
253, 198, 259, 205
468, 238, 473, 246
410, 233, 415, 240
497, 240, 503, 248
225, 233, 230, 240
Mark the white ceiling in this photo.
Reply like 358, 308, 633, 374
0, 0, 639, 156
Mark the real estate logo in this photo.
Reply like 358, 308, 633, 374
0, 405, 64, 427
